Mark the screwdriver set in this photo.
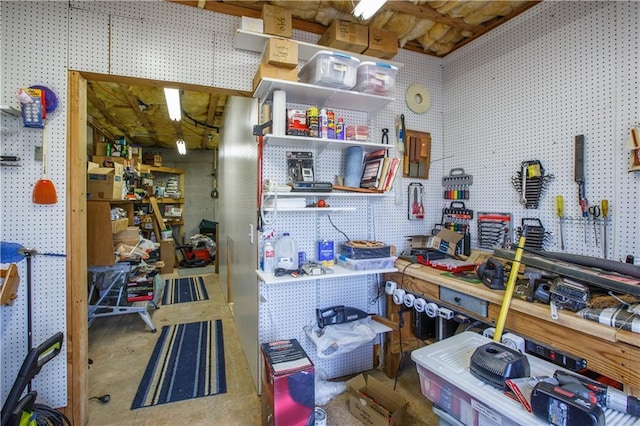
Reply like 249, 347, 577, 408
511, 160, 554, 209
442, 168, 473, 200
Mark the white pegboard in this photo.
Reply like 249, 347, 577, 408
1, 1, 69, 408
442, 1, 639, 260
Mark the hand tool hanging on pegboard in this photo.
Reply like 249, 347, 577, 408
442, 168, 473, 200
574, 135, 589, 243
516, 218, 549, 250
511, 160, 554, 209
477, 212, 512, 250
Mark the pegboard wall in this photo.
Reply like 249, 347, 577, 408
4, 0, 639, 407
442, 1, 640, 261
1, 0, 259, 408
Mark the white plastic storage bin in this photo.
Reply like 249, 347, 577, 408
298, 50, 359, 90
353, 61, 398, 96
336, 255, 396, 271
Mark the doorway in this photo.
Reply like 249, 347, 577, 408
66, 71, 253, 424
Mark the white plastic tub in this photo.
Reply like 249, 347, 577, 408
353, 61, 398, 95
298, 50, 359, 90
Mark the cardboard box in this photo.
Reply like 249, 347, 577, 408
92, 155, 128, 167
87, 161, 124, 200
364, 27, 399, 59
261, 339, 314, 426
262, 38, 298, 68
318, 20, 368, 54
407, 229, 464, 257
111, 218, 129, 234
94, 142, 109, 156
253, 62, 298, 92
262, 4, 292, 38
159, 239, 174, 274
347, 374, 407, 426
113, 226, 140, 246
142, 153, 162, 167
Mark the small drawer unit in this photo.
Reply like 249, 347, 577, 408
353, 61, 398, 96
439, 287, 488, 318
298, 50, 359, 90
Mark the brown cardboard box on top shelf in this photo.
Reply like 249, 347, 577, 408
262, 37, 298, 68
261, 4, 292, 38
364, 27, 398, 59
318, 20, 368, 54
252, 62, 298, 92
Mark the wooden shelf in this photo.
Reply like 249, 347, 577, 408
139, 165, 184, 174
138, 198, 184, 204
254, 78, 394, 114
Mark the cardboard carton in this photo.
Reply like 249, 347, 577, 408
262, 38, 298, 68
253, 62, 298, 92
87, 161, 124, 200
364, 27, 399, 59
318, 20, 368, 54
407, 228, 464, 257
262, 4, 291, 38
347, 374, 407, 426
261, 339, 314, 426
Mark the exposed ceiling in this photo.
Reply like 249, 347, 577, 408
87, 1, 541, 151
175, 0, 541, 57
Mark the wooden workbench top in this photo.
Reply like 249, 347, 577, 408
394, 259, 639, 348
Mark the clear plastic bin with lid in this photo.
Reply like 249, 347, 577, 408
298, 50, 359, 90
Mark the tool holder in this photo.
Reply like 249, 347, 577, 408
441, 201, 473, 232
511, 160, 554, 209
477, 212, 512, 250
516, 218, 549, 250
442, 168, 473, 200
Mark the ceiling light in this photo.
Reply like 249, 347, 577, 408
176, 139, 187, 155
164, 88, 181, 121
352, 0, 387, 20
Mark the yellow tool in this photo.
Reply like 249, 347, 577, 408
556, 195, 565, 251
601, 199, 609, 259
493, 234, 526, 342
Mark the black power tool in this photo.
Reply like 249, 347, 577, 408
476, 258, 506, 289
316, 306, 369, 328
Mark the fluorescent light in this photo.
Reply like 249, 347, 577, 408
352, 0, 387, 20
176, 139, 187, 155
164, 88, 181, 121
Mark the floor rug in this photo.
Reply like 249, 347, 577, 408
162, 276, 209, 305
131, 320, 227, 409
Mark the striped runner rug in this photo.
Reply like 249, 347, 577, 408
131, 320, 227, 409
162, 276, 209, 304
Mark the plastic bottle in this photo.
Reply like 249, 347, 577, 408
274, 232, 298, 270
336, 117, 345, 140
319, 108, 328, 139
263, 240, 275, 273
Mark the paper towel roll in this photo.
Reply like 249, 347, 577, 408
272, 90, 286, 136
344, 146, 364, 187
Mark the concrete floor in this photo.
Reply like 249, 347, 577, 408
88, 271, 439, 425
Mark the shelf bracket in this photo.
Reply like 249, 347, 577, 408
253, 120, 273, 136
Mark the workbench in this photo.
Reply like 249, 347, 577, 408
383, 259, 640, 394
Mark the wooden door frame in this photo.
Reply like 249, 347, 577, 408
66, 71, 250, 425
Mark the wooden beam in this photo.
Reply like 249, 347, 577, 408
121, 84, 159, 141
86, 84, 139, 144
66, 70, 89, 426
200, 94, 219, 149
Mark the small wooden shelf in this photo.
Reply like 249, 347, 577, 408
139, 165, 184, 174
